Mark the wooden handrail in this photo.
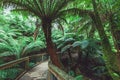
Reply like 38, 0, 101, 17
29, 53, 47, 59
0, 53, 48, 80
0, 53, 75, 80
48, 62, 75, 80
0, 53, 47, 70
0, 57, 29, 70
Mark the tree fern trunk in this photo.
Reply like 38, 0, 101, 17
109, 13, 120, 54
42, 20, 62, 68
108, 14, 120, 74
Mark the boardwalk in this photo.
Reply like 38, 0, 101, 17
20, 61, 48, 80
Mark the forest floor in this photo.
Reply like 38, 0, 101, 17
19, 61, 48, 80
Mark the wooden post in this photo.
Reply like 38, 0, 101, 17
25, 58, 29, 70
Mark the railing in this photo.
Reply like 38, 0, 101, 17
0, 57, 29, 70
48, 62, 75, 80
0, 53, 48, 80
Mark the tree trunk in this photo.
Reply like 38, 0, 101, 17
91, 0, 120, 79
109, 13, 120, 53
108, 13, 120, 73
42, 20, 62, 68
90, 12, 115, 63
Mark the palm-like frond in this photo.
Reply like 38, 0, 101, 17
0, 30, 8, 40
0, 43, 12, 53
2, 0, 73, 19
0, 37, 25, 58
58, 8, 93, 18
21, 40, 45, 57
2, 0, 76, 41
0, 35, 46, 58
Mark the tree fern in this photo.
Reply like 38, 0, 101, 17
21, 39, 45, 57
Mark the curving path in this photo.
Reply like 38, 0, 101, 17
19, 61, 48, 80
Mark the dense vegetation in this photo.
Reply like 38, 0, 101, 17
0, 0, 120, 80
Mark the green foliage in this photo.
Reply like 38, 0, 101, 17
0, 10, 45, 59
21, 38, 45, 57
0, 9, 47, 79
68, 70, 75, 77
61, 45, 71, 53
0, 36, 45, 59
0, 68, 22, 79
75, 75, 83, 80
29, 62, 36, 68
72, 41, 81, 48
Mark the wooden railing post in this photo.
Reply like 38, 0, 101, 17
25, 57, 29, 70
42, 55, 44, 61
